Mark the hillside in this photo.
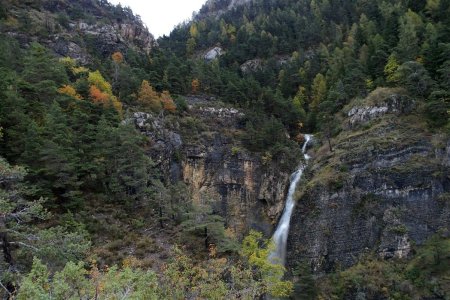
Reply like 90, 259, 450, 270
0, 0, 449, 299
0, 0, 154, 63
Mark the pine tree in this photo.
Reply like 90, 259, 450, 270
21, 43, 68, 104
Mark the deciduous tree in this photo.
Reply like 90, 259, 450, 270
137, 80, 161, 112
161, 90, 177, 113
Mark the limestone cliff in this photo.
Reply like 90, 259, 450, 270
287, 88, 450, 273
130, 97, 298, 238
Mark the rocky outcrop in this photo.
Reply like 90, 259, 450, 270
287, 93, 450, 274
240, 56, 292, 73
66, 21, 153, 55
348, 91, 414, 128
128, 100, 297, 237
204, 47, 224, 61
240, 59, 263, 73
2, 0, 154, 64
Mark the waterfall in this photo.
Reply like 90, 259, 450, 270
269, 134, 312, 265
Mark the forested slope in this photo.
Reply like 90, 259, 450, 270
0, 0, 449, 299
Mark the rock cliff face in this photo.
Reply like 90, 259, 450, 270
181, 142, 290, 236
287, 89, 450, 273
130, 97, 297, 237
1, 0, 154, 64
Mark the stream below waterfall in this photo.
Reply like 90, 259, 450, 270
269, 134, 312, 265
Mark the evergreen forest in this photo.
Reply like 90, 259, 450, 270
0, 0, 449, 299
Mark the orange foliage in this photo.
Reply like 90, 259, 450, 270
112, 51, 124, 64
160, 91, 177, 113
138, 80, 161, 112
90, 85, 123, 116
58, 84, 82, 100
191, 78, 200, 94
89, 85, 109, 104
88, 71, 113, 95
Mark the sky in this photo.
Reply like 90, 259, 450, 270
108, 0, 207, 38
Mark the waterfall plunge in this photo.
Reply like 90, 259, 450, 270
269, 134, 312, 265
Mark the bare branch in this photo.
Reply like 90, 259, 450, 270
0, 281, 12, 297
7, 241, 39, 251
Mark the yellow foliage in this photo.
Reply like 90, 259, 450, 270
189, 23, 199, 38
122, 256, 141, 268
72, 66, 89, 75
191, 78, 200, 94
137, 80, 161, 112
58, 84, 82, 100
311, 73, 327, 110
111, 96, 123, 116
88, 70, 113, 95
241, 230, 293, 297
59, 57, 76, 69
224, 227, 236, 239
384, 54, 401, 83
59, 57, 88, 75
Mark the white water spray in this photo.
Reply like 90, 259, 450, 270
269, 134, 312, 265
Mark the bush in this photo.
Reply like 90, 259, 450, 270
174, 95, 189, 112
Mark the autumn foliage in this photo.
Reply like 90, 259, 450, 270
137, 81, 178, 113
86, 70, 123, 115
58, 84, 82, 100
88, 70, 113, 95
111, 51, 124, 64
137, 80, 161, 112
191, 78, 200, 94
59, 57, 88, 76
89, 85, 109, 104
57, 59, 123, 115
161, 90, 177, 113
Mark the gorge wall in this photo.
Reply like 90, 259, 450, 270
131, 89, 449, 269
131, 97, 297, 238
287, 89, 450, 273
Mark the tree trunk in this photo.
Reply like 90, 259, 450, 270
327, 137, 332, 152
159, 206, 164, 229
0, 229, 16, 297
326, 131, 333, 152
204, 227, 208, 250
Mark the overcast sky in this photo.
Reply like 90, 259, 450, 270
108, 0, 206, 38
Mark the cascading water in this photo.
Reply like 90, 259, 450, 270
269, 134, 312, 265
